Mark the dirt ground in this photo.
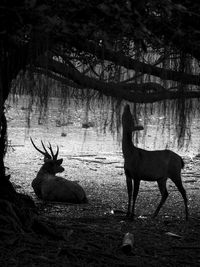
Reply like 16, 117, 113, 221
2, 101, 200, 266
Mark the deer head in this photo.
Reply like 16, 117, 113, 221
122, 104, 144, 132
30, 138, 64, 174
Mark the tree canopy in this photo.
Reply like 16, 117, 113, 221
0, 0, 200, 150
1, 0, 200, 104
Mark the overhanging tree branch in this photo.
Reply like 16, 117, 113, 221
71, 39, 200, 86
36, 55, 200, 103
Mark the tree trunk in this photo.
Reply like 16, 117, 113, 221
0, 71, 6, 178
0, 48, 38, 234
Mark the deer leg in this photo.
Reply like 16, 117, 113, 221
125, 169, 132, 217
172, 177, 188, 220
130, 179, 140, 219
153, 178, 168, 218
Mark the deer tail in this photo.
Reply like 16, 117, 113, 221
181, 157, 184, 169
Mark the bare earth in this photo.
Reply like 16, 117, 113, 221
2, 101, 200, 266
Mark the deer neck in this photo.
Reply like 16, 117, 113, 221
122, 129, 135, 157
37, 165, 56, 177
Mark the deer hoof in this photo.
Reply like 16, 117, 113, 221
125, 212, 135, 221
126, 211, 130, 217
130, 214, 135, 221
152, 212, 158, 218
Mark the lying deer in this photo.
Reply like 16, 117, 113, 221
122, 104, 188, 220
31, 138, 88, 204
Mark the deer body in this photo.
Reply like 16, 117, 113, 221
31, 139, 87, 204
122, 104, 188, 220
32, 172, 87, 203
123, 143, 184, 181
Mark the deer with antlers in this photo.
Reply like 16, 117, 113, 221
122, 104, 188, 220
31, 138, 88, 203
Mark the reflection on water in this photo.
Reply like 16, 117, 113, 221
6, 96, 200, 157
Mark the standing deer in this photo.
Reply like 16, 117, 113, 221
122, 104, 188, 220
31, 138, 88, 204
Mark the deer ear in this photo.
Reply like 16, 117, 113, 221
57, 159, 63, 165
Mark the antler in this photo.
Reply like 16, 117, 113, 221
48, 142, 59, 160
30, 138, 52, 160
